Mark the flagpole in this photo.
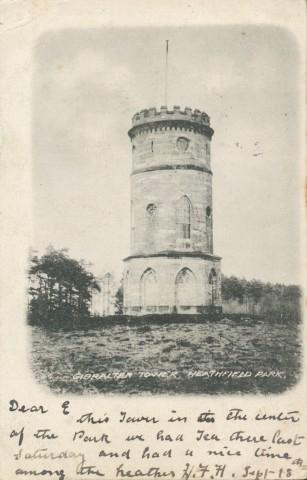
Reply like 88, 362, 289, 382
164, 40, 169, 107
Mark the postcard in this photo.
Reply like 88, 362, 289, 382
0, 1, 306, 479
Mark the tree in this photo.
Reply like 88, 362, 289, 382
28, 246, 100, 324
114, 280, 123, 315
221, 275, 245, 303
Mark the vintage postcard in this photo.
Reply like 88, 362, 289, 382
0, 0, 306, 479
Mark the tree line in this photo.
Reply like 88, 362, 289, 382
222, 275, 301, 321
28, 247, 301, 325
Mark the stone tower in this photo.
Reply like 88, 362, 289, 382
123, 106, 222, 315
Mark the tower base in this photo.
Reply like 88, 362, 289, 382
123, 253, 221, 316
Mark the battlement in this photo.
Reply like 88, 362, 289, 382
131, 106, 211, 127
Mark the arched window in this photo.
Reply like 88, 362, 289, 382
208, 268, 217, 305
176, 196, 192, 240
140, 268, 158, 309
175, 267, 196, 309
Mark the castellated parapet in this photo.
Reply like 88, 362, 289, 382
132, 106, 211, 127
124, 105, 222, 316
129, 106, 214, 140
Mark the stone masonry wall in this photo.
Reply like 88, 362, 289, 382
131, 169, 213, 255
123, 256, 221, 314
131, 128, 211, 173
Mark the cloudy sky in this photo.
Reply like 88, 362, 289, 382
33, 25, 301, 285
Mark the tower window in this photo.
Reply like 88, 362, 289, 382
206, 206, 211, 217
151, 140, 154, 152
176, 137, 189, 152
175, 267, 196, 309
140, 268, 158, 310
146, 203, 157, 216
176, 196, 192, 240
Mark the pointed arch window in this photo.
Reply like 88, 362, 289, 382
176, 195, 192, 240
140, 268, 158, 309
175, 267, 196, 309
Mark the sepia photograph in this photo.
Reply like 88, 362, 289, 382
28, 26, 302, 395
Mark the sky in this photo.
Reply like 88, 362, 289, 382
33, 26, 302, 285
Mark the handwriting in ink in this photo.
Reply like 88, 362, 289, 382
73, 430, 111, 443
196, 430, 220, 441
255, 411, 300, 423
197, 411, 215, 423
61, 401, 70, 416
142, 447, 172, 459
271, 429, 304, 446
10, 427, 25, 446
119, 412, 159, 423
125, 433, 145, 441
242, 465, 293, 479
229, 430, 266, 443
207, 446, 241, 457
33, 429, 58, 440
9, 399, 48, 414
99, 449, 131, 459
181, 463, 226, 480
226, 408, 248, 421
76, 459, 104, 477
76, 412, 109, 424
156, 430, 184, 442
15, 467, 65, 480
14, 448, 84, 462
115, 463, 175, 478
168, 411, 187, 423
254, 446, 292, 460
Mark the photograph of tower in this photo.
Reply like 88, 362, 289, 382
124, 106, 221, 315
27, 26, 302, 395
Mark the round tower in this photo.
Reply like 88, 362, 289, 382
123, 106, 222, 315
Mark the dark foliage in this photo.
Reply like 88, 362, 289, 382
222, 275, 301, 321
28, 246, 100, 325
